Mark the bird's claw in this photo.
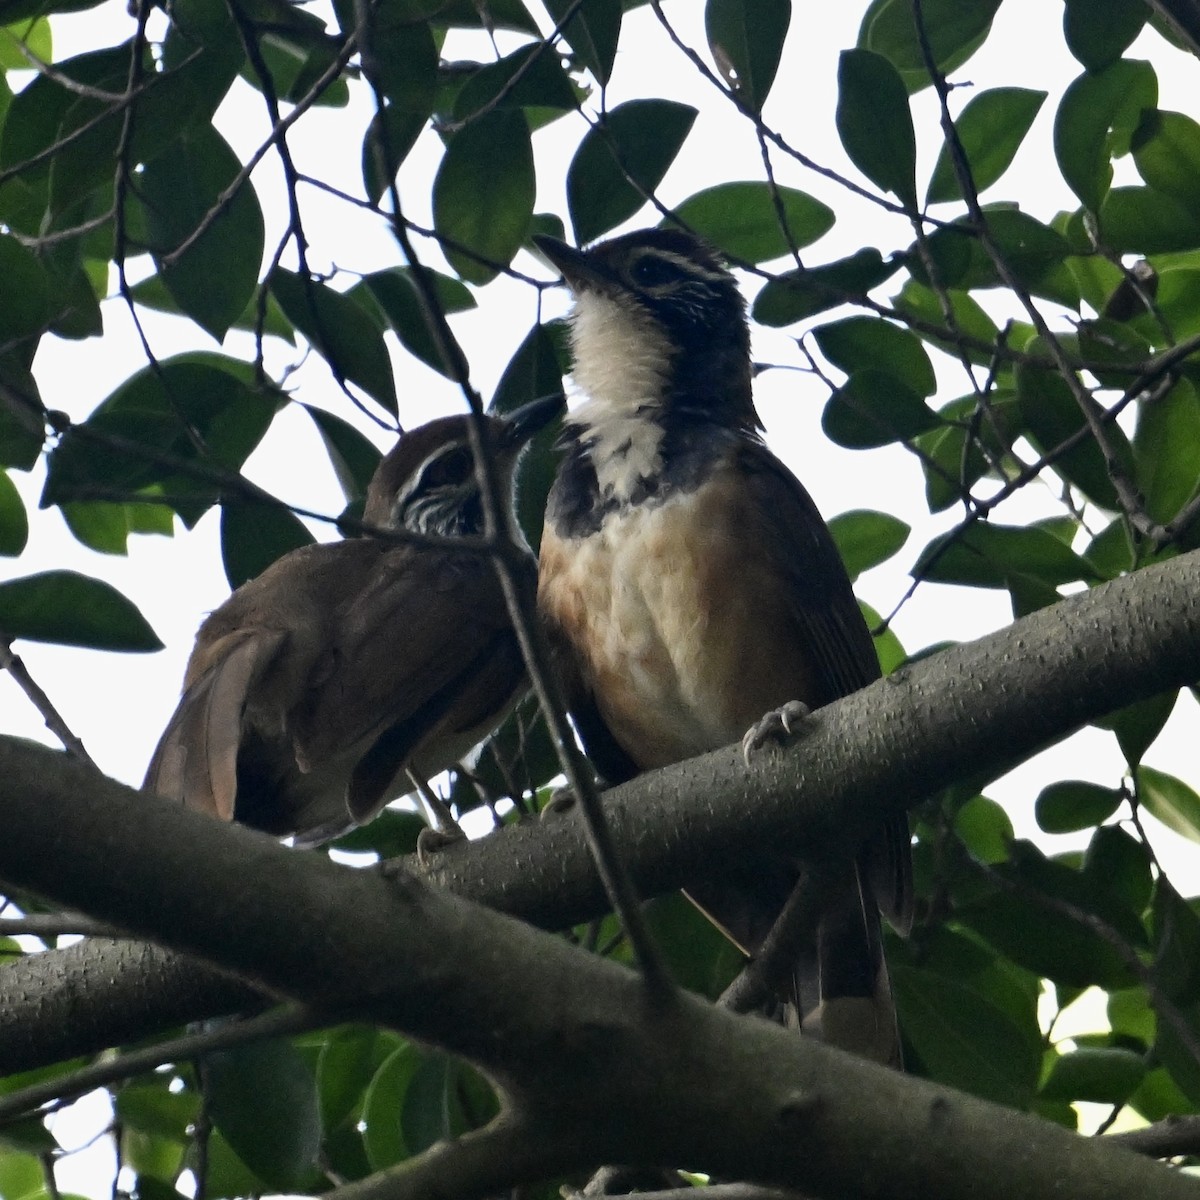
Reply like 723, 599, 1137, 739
540, 785, 578, 821
741, 700, 811, 764
416, 824, 467, 867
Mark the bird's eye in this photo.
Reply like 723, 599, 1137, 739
628, 254, 681, 289
422, 445, 474, 490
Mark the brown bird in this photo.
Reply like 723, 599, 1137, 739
534, 229, 911, 1063
144, 395, 563, 845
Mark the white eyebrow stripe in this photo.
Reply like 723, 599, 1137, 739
635, 248, 730, 283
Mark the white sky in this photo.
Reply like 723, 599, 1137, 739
4, 0, 1200, 1190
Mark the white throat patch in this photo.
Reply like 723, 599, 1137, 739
566, 290, 674, 504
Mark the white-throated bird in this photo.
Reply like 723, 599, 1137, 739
534, 229, 910, 1063
144, 394, 563, 845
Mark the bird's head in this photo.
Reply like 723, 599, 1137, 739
364, 393, 564, 536
534, 229, 755, 433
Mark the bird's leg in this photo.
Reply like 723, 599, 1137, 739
740, 700, 812, 763
539, 770, 614, 821
407, 767, 466, 865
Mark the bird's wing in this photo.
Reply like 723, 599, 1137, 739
291, 543, 529, 795
143, 628, 287, 820
738, 441, 914, 934
346, 628, 526, 823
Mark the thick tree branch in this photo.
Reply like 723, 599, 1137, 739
0, 727, 1194, 1198
4, 549, 1200, 1074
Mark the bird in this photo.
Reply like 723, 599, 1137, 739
144, 394, 564, 846
533, 228, 912, 1064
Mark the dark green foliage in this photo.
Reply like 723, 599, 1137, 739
6, 3, 1200, 1194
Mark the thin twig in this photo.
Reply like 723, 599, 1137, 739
1109, 1114, 1200, 1159
355, 16, 670, 993
0, 1006, 321, 1125
0, 637, 95, 768
0, 913, 123, 938
910, 0, 1161, 540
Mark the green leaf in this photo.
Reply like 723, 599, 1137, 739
894, 281, 1002, 366
316, 1026, 397, 1134
752, 249, 899, 325
1095, 690, 1178, 767
1098, 185, 1200, 254
115, 1085, 200, 1141
857, 0, 1002, 94
927, 88, 1046, 205
953, 794, 1014, 865
1134, 377, 1200, 523
914, 391, 1020, 514
303, 405, 383, 506
0, 235, 50, 342
835, 49, 917, 208
958, 846, 1142, 989
822, 371, 939, 449
1064, 0, 1148, 72
401, 1053, 498, 1154
1136, 765, 1200, 843
434, 109, 534, 285
704, 0, 791, 111
205, 1038, 321, 1188
44, 354, 282, 527
0, 1148, 44, 1200
368, 13, 437, 112
130, 273, 294, 344
0, 360, 43, 470
271, 269, 397, 413
0, 472, 28, 556
860, 599, 905, 675
1040, 1048, 1146, 1104
545, 0, 622, 85
433, 0, 542, 35
1128, 1065, 1196, 1122
490, 321, 568, 548
1054, 60, 1157, 214
668, 182, 833, 263
362, 1044, 420, 1169
330, 808, 425, 857
1154, 1003, 1200, 1106
815, 315, 936, 396
1035, 781, 1122, 834
916, 522, 1097, 592
453, 42, 580, 120
61, 501, 130, 555
1084, 824, 1153, 916
1129, 267, 1200, 340
913, 208, 1075, 304
567, 99, 697, 243
827, 509, 909, 581
138, 124, 265, 342
362, 105, 427, 204
892, 965, 1040, 1108
1015, 352, 1136, 512
1109, 987, 1156, 1044
643, 892, 742, 998
0, 571, 162, 651
1132, 109, 1200, 210
1085, 517, 1134, 579
0, 18, 51, 69
219, 501, 315, 589
358, 267, 477, 377
1151, 881, 1200, 1003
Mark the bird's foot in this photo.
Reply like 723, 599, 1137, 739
741, 700, 811, 764
539, 784, 577, 821
415, 824, 467, 867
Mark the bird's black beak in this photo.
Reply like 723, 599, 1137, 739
533, 234, 614, 295
497, 392, 565, 447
